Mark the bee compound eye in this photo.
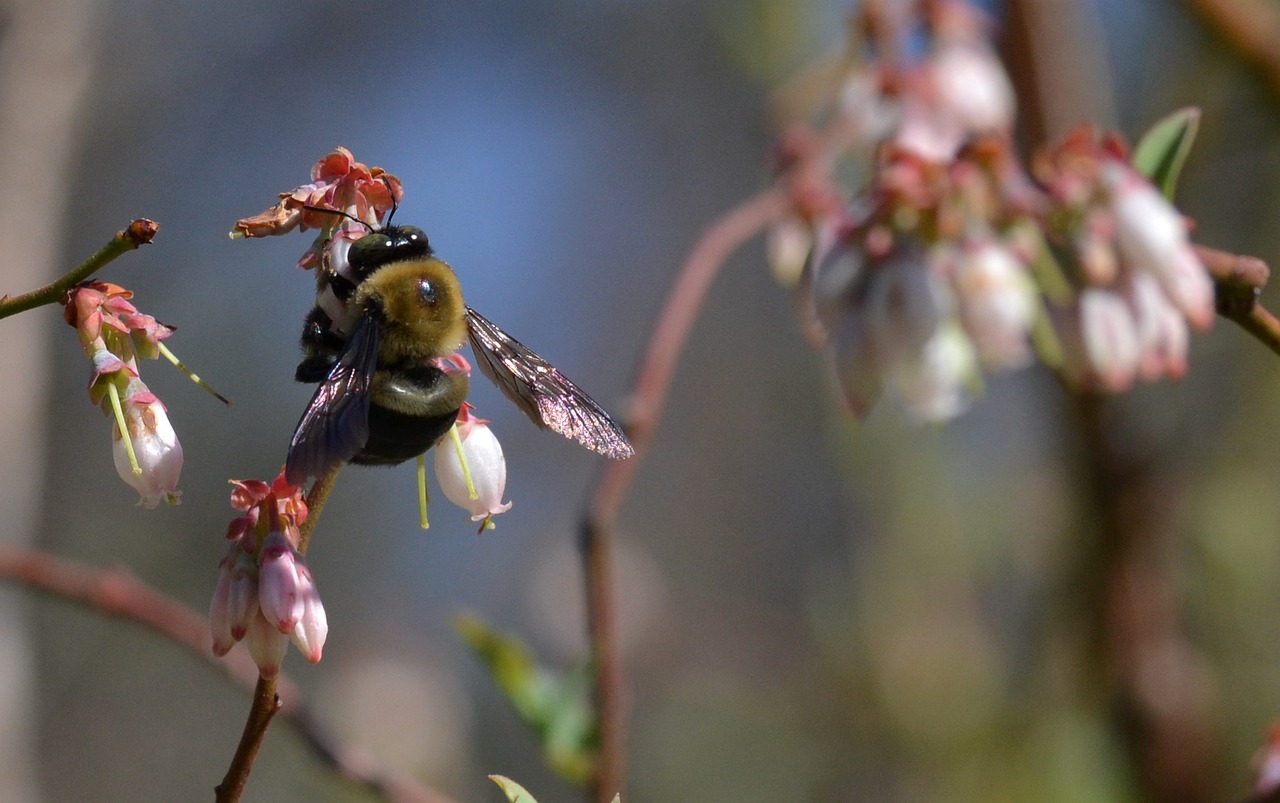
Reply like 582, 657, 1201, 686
417, 278, 437, 304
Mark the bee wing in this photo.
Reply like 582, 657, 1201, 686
285, 313, 379, 485
465, 306, 634, 459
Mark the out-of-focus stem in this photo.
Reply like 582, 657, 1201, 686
1182, 0, 1280, 100
0, 543, 452, 803
580, 187, 791, 802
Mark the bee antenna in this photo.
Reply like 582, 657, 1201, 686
381, 176, 399, 227
300, 204, 374, 232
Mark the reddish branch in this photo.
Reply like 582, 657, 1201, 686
1182, 0, 1280, 100
0, 533, 450, 802
580, 187, 792, 801
1196, 245, 1280, 357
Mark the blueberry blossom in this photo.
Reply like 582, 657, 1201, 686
64, 282, 185, 507
435, 403, 512, 531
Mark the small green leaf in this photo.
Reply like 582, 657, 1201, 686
455, 613, 553, 724
542, 661, 597, 783
1132, 107, 1200, 200
489, 774, 539, 803
458, 614, 598, 785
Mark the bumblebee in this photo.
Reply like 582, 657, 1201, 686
284, 223, 634, 486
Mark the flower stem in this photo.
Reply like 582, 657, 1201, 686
215, 676, 281, 803
447, 424, 478, 501
0, 219, 158, 321
297, 465, 341, 555
1195, 244, 1280, 357
580, 187, 790, 802
106, 381, 140, 475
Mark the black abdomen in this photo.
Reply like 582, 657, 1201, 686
353, 403, 460, 466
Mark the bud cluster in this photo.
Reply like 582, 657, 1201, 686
209, 473, 327, 678
1035, 131, 1212, 389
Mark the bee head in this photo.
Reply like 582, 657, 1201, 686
355, 258, 467, 360
348, 225, 432, 275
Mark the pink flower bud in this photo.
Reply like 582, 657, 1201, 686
952, 238, 1036, 369
1122, 273, 1189, 381
289, 564, 327, 664
245, 610, 289, 679
1070, 288, 1140, 391
227, 552, 259, 642
766, 215, 813, 288
112, 391, 183, 508
209, 552, 237, 657
930, 42, 1015, 136
257, 531, 304, 634
1102, 161, 1213, 330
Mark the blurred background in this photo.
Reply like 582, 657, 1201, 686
2, 0, 1279, 800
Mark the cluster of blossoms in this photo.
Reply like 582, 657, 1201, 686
63, 282, 184, 507
209, 473, 327, 677
1035, 131, 1212, 389
798, 146, 1040, 419
770, 0, 1213, 421
231, 145, 401, 275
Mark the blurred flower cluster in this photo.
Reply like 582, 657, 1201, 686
770, 0, 1213, 421
210, 472, 327, 677
63, 281, 184, 507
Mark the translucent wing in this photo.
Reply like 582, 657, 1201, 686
465, 306, 633, 459
285, 313, 378, 485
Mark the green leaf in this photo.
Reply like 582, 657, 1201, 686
1132, 107, 1200, 200
541, 660, 597, 783
458, 613, 598, 785
455, 613, 554, 724
489, 775, 539, 803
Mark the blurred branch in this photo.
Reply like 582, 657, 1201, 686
1005, 0, 1225, 797
1000, 0, 1116, 145
1070, 390, 1220, 803
0, 542, 451, 802
1196, 245, 1280, 357
0, 219, 157, 321
580, 185, 791, 802
1183, 0, 1280, 100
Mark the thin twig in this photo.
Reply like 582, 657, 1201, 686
216, 677, 281, 802
579, 187, 791, 802
0, 543, 453, 803
0, 219, 157, 320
